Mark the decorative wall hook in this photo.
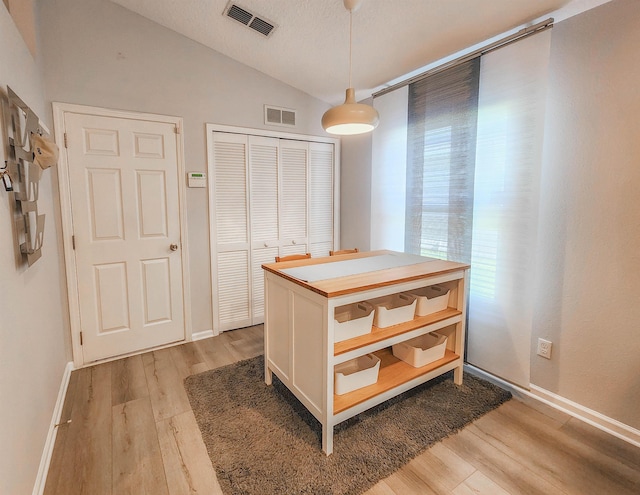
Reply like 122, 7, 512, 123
2, 87, 57, 266
1, 162, 13, 191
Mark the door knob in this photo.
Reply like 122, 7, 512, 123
170, 243, 178, 251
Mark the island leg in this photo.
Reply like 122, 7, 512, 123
322, 422, 333, 455
265, 363, 273, 385
454, 365, 463, 385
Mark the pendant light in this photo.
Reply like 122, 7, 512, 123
322, 0, 379, 135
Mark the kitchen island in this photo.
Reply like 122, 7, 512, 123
262, 250, 470, 454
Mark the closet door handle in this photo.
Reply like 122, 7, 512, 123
169, 243, 178, 251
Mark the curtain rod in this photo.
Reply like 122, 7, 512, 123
372, 17, 554, 99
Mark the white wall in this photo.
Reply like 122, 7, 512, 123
340, 132, 372, 251
0, 5, 69, 494
531, 0, 640, 429
37, 0, 331, 335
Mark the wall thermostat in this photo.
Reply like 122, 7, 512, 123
187, 172, 207, 188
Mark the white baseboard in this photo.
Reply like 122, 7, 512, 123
192, 329, 215, 341
528, 383, 640, 448
32, 361, 74, 495
464, 364, 640, 449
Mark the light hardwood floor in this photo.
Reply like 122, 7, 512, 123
44, 325, 640, 495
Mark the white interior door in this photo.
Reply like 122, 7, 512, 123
64, 112, 186, 363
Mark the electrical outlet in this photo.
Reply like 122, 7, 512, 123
537, 338, 552, 359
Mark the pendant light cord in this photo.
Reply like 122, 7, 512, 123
348, 8, 353, 88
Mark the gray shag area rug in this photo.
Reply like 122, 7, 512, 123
184, 355, 511, 495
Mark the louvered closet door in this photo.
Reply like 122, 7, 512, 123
249, 136, 279, 321
309, 142, 335, 258
210, 130, 337, 332
212, 132, 252, 331
279, 140, 308, 256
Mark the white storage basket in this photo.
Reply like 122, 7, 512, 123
334, 302, 374, 343
334, 354, 381, 395
370, 293, 417, 328
409, 285, 450, 317
392, 332, 447, 368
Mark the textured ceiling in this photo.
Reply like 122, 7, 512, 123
110, 0, 576, 105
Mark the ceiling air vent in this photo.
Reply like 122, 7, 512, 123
265, 105, 296, 127
224, 2, 277, 37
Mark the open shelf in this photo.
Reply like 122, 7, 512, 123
334, 307, 462, 356
333, 348, 459, 414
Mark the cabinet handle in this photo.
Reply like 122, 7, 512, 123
264, 242, 268, 247
292, 240, 296, 245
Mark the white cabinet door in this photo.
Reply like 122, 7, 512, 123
211, 132, 251, 331
309, 142, 335, 258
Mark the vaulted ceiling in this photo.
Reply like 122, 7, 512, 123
111, 0, 575, 105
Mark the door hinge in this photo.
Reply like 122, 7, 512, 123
64, 133, 68, 148
72, 235, 75, 250
79, 331, 83, 345
174, 126, 180, 135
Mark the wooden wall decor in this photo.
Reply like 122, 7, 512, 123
2, 87, 55, 266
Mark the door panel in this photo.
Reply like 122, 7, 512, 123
309, 142, 335, 258
66, 113, 185, 362
214, 137, 249, 244
251, 246, 279, 321
249, 136, 279, 243
136, 170, 168, 237
280, 140, 308, 243
87, 168, 124, 240
133, 132, 165, 158
216, 250, 250, 328
94, 262, 130, 333
141, 257, 173, 324
248, 136, 279, 323
83, 127, 119, 155
211, 132, 252, 332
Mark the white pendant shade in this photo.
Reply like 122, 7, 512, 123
322, 88, 380, 135
322, 0, 379, 136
